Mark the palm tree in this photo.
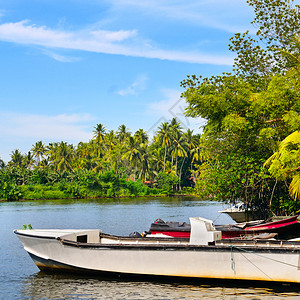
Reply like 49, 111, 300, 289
122, 136, 141, 181
31, 141, 46, 167
184, 129, 195, 151
169, 118, 184, 166
134, 129, 149, 144
9, 149, 24, 168
51, 142, 74, 172
171, 131, 187, 189
190, 135, 202, 181
152, 148, 165, 174
46, 142, 58, 165
24, 151, 35, 169
184, 129, 198, 177
264, 130, 300, 201
138, 144, 153, 181
93, 123, 106, 156
170, 118, 183, 134
76, 142, 92, 170
156, 122, 172, 170
117, 125, 131, 143
105, 130, 116, 151
0, 157, 5, 170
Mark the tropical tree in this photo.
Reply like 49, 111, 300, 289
138, 144, 153, 181
116, 124, 131, 143
93, 123, 106, 156
105, 130, 116, 152
184, 129, 196, 174
24, 151, 35, 169
93, 123, 106, 143
156, 122, 172, 170
75, 142, 92, 170
9, 149, 23, 168
171, 130, 187, 189
170, 117, 182, 134
181, 70, 300, 215
152, 148, 165, 175
134, 129, 149, 144
0, 157, 5, 170
265, 131, 300, 201
190, 135, 202, 181
122, 136, 141, 180
229, 0, 300, 90
31, 141, 46, 167
50, 142, 74, 172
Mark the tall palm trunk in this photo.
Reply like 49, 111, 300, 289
179, 157, 186, 191
164, 145, 167, 171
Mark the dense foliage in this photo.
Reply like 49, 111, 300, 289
0, 119, 200, 200
181, 0, 300, 216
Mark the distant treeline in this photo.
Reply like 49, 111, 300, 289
0, 118, 198, 200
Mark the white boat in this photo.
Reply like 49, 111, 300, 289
218, 202, 260, 222
14, 217, 300, 283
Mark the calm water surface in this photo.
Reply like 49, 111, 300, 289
1, 196, 300, 299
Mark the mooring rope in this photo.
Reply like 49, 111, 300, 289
230, 244, 299, 269
235, 247, 272, 279
230, 245, 235, 272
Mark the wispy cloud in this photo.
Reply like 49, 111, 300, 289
117, 75, 148, 96
0, 111, 93, 141
42, 49, 82, 62
109, 0, 252, 33
0, 20, 234, 65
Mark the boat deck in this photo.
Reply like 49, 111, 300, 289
56, 232, 300, 253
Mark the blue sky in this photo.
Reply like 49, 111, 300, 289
0, 0, 254, 162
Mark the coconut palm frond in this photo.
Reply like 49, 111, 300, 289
279, 131, 300, 150
263, 151, 279, 168
289, 173, 300, 201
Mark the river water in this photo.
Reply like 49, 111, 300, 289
1, 196, 300, 299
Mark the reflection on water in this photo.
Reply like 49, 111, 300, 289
22, 272, 300, 300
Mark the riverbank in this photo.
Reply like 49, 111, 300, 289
0, 186, 196, 202
0, 169, 195, 201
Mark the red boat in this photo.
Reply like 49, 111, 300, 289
149, 216, 300, 240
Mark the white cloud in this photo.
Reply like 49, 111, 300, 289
0, 20, 234, 65
117, 75, 148, 96
91, 29, 137, 42
0, 111, 95, 162
0, 20, 135, 47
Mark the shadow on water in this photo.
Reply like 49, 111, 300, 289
21, 271, 300, 300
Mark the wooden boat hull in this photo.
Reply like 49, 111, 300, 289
14, 229, 300, 283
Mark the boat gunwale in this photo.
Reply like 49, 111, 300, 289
14, 230, 58, 240
14, 230, 300, 253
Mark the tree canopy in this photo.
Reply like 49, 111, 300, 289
181, 0, 300, 216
